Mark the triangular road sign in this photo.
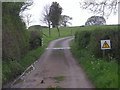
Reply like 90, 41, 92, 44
102, 41, 110, 48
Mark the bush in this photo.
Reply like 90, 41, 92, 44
75, 30, 91, 49
75, 25, 120, 63
29, 30, 42, 50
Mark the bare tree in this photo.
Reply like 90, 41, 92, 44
20, 13, 33, 28
41, 4, 51, 37
80, 0, 119, 18
25, 14, 33, 27
20, 0, 34, 28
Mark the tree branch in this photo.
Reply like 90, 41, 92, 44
79, 0, 118, 18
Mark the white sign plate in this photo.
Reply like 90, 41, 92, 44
101, 40, 111, 50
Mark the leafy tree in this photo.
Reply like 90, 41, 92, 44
49, 2, 62, 36
80, 0, 118, 18
41, 4, 51, 37
59, 15, 72, 27
85, 16, 106, 26
49, 2, 62, 28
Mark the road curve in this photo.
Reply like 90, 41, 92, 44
12, 36, 94, 88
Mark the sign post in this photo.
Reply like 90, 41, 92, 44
101, 40, 111, 58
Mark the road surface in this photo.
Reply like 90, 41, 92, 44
12, 36, 94, 88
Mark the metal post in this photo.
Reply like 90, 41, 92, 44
103, 50, 105, 58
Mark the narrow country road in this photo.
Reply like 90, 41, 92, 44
12, 36, 94, 88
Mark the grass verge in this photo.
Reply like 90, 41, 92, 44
70, 39, 118, 88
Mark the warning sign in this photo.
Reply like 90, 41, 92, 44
102, 41, 110, 48
101, 40, 111, 50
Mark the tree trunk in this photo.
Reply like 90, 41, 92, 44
48, 23, 51, 37
57, 27, 60, 37
65, 23, 67, 27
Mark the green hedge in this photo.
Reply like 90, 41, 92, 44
2, 2, 29, 61
2, 3, 43, 84
75, 25, 120, 63
72, 25, 119, 88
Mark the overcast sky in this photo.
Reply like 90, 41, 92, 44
25, 0, 118, 27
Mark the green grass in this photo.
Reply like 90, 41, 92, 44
43, 27, 76, 37
53, 76, 65, 83
71, 39, 118, 88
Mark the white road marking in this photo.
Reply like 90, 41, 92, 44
46, 47, 70, 50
